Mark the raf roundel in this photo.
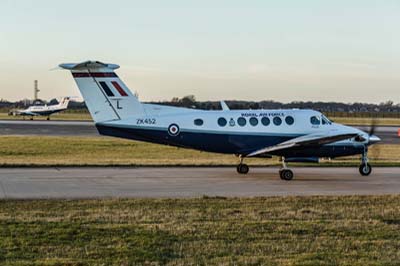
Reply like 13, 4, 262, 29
168, 124, 180, 136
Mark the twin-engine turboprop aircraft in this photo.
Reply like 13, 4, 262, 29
13, 97, 70, 120
59, 61, 381, 180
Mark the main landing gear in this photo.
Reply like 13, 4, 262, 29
235, 156, 295, 180
359, 150, 372, 176
279, 158, 294, 181
236, 156, 249, 174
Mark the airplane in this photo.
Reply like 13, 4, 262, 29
59, 60, 381, 180
12, 97, 70, 120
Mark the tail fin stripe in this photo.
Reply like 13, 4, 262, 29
72, 72, 118, 78
99, 81, 115, 97
111, 81, 128, 97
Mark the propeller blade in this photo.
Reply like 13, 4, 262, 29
368, 118, 377, 136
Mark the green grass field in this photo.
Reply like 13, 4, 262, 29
0, 136, 398, 166
1, 196, 400, 265
1, 112, 400, 126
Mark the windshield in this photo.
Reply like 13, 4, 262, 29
321, 115, 332, 125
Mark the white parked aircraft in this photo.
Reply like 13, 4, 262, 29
13, 97, 70, 120
59, 61, 381, 180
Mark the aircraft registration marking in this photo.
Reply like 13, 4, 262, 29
136, 118, 156, 125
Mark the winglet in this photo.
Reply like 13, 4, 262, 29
220, 101, 230, 111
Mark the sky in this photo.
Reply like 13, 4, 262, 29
0, 0, 399, 103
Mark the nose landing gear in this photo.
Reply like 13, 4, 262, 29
359, 149, 372, 176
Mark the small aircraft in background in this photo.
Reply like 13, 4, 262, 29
10, 97, 71, 120
59, 61, 381, 180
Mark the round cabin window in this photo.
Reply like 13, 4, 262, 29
237, 117, 246, 126
249, 117, 258, 126
285, 116, 294, 125
273, 117, 282, 126
218, 117, 227, 127
261, 117, 270, 126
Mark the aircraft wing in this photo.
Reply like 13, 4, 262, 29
18, 111, 37, 116
247, 131, 359, 157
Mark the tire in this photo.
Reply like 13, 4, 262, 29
279, 169, 294, 181
236, 164, 249, 174
359, 163, 372, 176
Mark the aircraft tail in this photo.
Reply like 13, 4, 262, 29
57, 97, 70, 109
59, 61, 144, 123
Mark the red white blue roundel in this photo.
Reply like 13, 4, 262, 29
168, 124, 180, 136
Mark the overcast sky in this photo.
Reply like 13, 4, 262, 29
1, 0, 399, 103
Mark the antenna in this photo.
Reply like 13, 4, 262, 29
34, 80, 40, 100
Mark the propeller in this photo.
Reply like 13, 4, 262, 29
366, 118, 381, 162
368, 118, 377, 137
355, 118, 380, 144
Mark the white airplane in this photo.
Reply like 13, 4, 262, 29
59, 61, 381, 180
13, 97, 70, 120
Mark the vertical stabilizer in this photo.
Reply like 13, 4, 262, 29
57, 97, 70, 109
59, 61, 144, 123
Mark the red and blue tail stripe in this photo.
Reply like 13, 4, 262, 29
72, 72, 129, 97
99, 81, 115, 97
111, 81, 128, 96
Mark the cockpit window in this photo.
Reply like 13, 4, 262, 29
321, 115, 331, 125
310, 116, 321, 125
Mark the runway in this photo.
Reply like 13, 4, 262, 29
0, 120, 97, 136
0, 167, 399, 199
0, 120, 399, 144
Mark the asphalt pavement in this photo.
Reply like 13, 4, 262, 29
0, 167, 399, 198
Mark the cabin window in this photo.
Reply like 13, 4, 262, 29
310, 116, 321, 125
218, 117, 227, 127
273, 117, 282, 126
285, 116, 294, 125
261, 117, 270, 126
194, 119, 204, 126
249, 117, 258, 126
237, 117, 246, 126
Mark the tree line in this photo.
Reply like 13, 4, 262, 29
1, 95, 400, 117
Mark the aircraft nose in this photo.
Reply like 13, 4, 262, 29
369, 135, 381, 144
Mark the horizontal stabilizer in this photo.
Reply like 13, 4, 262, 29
59, 61, 120, 71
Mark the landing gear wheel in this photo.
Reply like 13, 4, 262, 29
46, 117, 50, 121
359, 163, 372, 176
236, 163, 249, 174
279, 169, 294, 181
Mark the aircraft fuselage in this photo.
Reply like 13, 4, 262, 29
96, 106, 369, 158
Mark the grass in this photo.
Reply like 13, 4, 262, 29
1, 112, 400, 126
1, 196, 400, 265
0, 136, 399, 166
